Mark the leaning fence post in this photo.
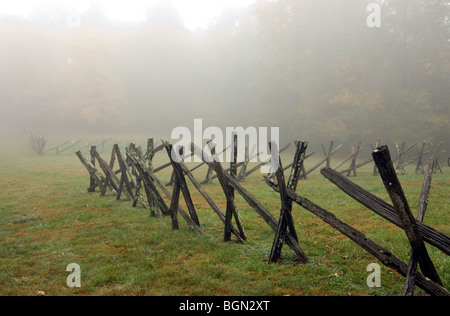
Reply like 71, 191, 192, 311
165, 144, 200, 227
430, 142, 444, 174
395, 142, 407, 175
88, 146, 97, 192
219, 134, 246, 242
201, 141, 216, 185
224, 135, 237, 241
415, 141, 426, 174
372, 146, 442, 286
113, 144, 135, 201
346, 142, 362, 177
268, 141, 307, 264
76, 150, 106, 193
179, 159, 245, 243
145, 138, 158, 215
237, 146, 251, 182
127, 147, 167, 219
92, 147, 120, 197
169, 177, 181, 230
402, 158, 435, 296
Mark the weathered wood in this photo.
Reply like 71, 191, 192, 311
46, 141, 68, 153
132, 175, 145, 208
372, 139, 381, 176
417, 159, 434, 223
302, 144, 343, 178
334, 149, 358, 171
201, 141, 216, 185
236, 146, 251, 182
129, 143, 148, 209
338, 157, 373, 175
320, 167, 450, 255
55, 140, 82, 155
169, 179, 181, 230
372, 146, 442, 286
325, 140, 334, 168
145, 138, 158, 216
92, 147, 121, 197
165, 144, 200, 226
154, 147, 194, 175
402, 158, 435, 296
166, 146, 184, 187
395, 142, 407, 175
224, 135, 238, 241
404, 149, 430, 169
27, 130, 47, 156
188, 144, 232, 174
179, 161, 245, 243
268, 141, 308, 264
75, 150, 108, 193
346, 143, 362, 177
127, 148, 168, 219
192, 143, 308, 262
139, 157, 203, 234
241, 143, 292, 180
282, 152, 315, 173
88, 146, 97, 192
287, 142, 308, 193
265, 179, 449, 296
207, 136, 246, 242
113, 145, 135, 201
415, 142, 427, 174
138, 144, 164, 215
99, 145, 117, 196
214, 159, 246, 242
55, 141, 71, 155
430, 142, 444, 174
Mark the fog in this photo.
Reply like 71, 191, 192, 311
0, 0, 449, 153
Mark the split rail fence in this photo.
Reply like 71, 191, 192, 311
75, 137, 449, 296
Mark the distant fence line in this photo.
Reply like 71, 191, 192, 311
28, 130, 448, 177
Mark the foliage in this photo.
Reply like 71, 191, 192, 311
0, 1, 448, 145
253, 0, 450, 144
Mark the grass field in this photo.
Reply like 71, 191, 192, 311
0, 142, 449, 296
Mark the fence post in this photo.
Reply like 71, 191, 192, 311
372, 146, 442, 286
268, 141, 308, 264
403, 158, 435, 296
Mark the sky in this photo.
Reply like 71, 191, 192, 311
0, 0, 258, 31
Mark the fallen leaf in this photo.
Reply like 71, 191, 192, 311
328, 273, 339, 278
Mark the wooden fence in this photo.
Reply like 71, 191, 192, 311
74, 137, 449, 296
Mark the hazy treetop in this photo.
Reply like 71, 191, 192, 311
0, 0, 448, 149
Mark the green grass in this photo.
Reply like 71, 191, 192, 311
0, 143, 448, 296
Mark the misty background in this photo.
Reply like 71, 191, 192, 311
0, 0, 449, 152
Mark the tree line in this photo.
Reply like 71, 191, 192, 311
0, 0, 448, 147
